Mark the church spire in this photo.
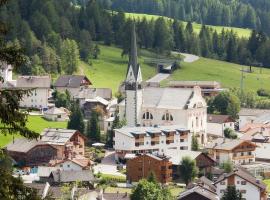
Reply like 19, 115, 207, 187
129, 22, 138, 74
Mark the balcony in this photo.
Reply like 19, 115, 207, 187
166, 140, 174, 144
135, 142, 144, 147
151, 141, 159, 146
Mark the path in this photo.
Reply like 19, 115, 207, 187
172, 51, 199, 63
146, 73, 170, 86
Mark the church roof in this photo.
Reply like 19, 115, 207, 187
142, 87, 193, 109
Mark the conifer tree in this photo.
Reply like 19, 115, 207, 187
67, 101, 85, 133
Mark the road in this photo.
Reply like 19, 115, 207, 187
172, 51, 199, 63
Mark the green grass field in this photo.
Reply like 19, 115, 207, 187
263, 179, 270, 192
125, 12, 252, 38
79, 45, 156, 94
166, 56, 270, 92
0, 116, 67, 147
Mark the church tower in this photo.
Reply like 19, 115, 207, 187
125, 24, 143, 127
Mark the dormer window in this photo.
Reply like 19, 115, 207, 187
142, 112, 153, 120
162, 112, 173, 121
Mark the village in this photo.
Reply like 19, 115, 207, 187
2, 26, 270, 200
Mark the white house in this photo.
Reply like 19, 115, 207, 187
49, 158, 90, 171
43, 107, 69, 121
207, 114, 235, 138
114, 125, 191, 160
239, 108, 270, 129
0, 62, 16, 87
214, 168, 267, 200
17, 76, 51, 109
119, 25, 207, 145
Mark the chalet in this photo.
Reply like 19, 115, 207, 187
205, 138, 257, 165
214, 168, 267, 200
239, 108, 270, 129
6, 138, 57, 166
43, 107, 69, 121
49, 158, 91, 170
207, 114, 235, 138
126, 154, 172, 183
83, 96, 109, 119
50, 170, 95, 184
165, 150, 215, 178
37, 166, 58, 182
75, 88, 112, 105
178, 185, 219, 200
17, 75, 51, 109
54, 75, 91, 97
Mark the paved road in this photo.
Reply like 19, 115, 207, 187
146, 73, 170, 85
172, 51, 199, 63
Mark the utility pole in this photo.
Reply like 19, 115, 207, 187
240, 66, 244, 93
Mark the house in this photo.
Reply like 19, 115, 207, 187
207, 114, 235, 138
126, 154, 172, 183
43, 107, 69, 121
0, 62, 16, 87
165, 150, 215, 178
205, 138, 257, 165
214, 168, 267, 200
49, 158, 91, 170
83, 96, 109, 119
50, 170, 95, 184
54, 75, 92, 97
114, 125, 191, 161
37, 166, 58, 182
169, 80, 223, 97
240, 122, 270, 139
119, 25, 207, 145
6, 138, 57, 166
17, 75, 51, 109
75, 88, 112, 105
178, 185, 219, 200
239, 108, 270, 129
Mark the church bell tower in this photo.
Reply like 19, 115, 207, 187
125, 23, 143, 127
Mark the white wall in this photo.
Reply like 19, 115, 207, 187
55, 160, 83, 171
20, 88, 49, 109
44, 113, 68, 121
207, 122, 235, 137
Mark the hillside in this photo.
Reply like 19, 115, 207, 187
125, 12, 252, 38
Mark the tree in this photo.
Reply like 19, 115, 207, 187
220, 160, 233, 173
224, 128, 237, 139
54, 90, 71, 109
147, 171, 157, 183
179, 156, 198, 185
221, 185, 242, 200
67, 101, 85, 133
93, 44, 100, 59
86, 110, 101, 142
61, 39, 80, 74
191, 135, 199, 151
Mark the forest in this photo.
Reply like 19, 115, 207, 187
2, 0, 270, 77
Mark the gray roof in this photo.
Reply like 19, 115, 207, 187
115, 125, 189, 138
197, 176, 216, 192
76, 88, 112, 100
44, 107, 66, 115
239, 108, 270, 116
37, 166, 58, 177
17, 76, 51, 88
178, 185, 218, 200
6, 138, 49, 153
51, 170, 95, 183
169, 80, 220, 88
165, 150, 202, 165
207, 114, 233, 124
142, 87, 193, 109
103, 193, 130, 200
41, 128, 79, 145
55, 75, 91, 88
205, 138, 255, 151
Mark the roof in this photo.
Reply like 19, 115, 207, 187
44, 107, 66, 115
178, 185, 218, 200
169, 80, 220, 88
49, 158, 90, 168
207, 114, 233, 124
142, 87, 194, 109
85, 96, 109, 106
103, 193, 130, 200
239, 108, 270, 116
6, 138, 52, 153
197, 176, 216, 192
215, 168, 266, 191
41, 128, 86, 145
205, 138, 256, 151
37, 166, 58, 177
54, 75, 91, 88
17, 76, 51, 88
51, 170, 95, 183
115, 125, 189, 138
165, 150, 202, 165
76, 88, 112, 100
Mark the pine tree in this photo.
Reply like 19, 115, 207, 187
179, 156, 198, 185
221, 186, 242, 200
61, 39, 80, 74
191, 135, 199, 151
67, 102, 85, 133
87, 110, 101, 142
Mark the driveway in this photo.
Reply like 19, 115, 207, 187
93, 150, 125, 177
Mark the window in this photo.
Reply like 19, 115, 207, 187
142, 112, 153, 120
220, 181, 225, 185
67, 164, 70, 168
138, 167, 142, 171
241, 152, 244, 156
180, 139, 184, 142
241, 181, 246, 185
162, 112, 173, 121
196, 117, 199, 127
57, 115, 61, 118
248, 152, 252, 155
237, 181, 240, 184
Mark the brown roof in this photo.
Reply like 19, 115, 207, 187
54, 75, 91, 88
76, 88, 112, 100
207, 114, 234, 124
49, 158, 90, 168
239, 108, 270, 116
103, 193, 130, 200
17, 76, 51, 88
178, 185, 218, 200
215, 168, 266, 191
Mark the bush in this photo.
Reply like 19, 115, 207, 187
257, 88, 270, 97
224, 128, 237, 139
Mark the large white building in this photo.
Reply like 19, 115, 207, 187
119, 24, 207, 144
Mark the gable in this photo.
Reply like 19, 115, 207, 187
126, 65, 136, 82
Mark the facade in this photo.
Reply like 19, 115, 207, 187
206, 138, 257, 165
54, 75, 91, 97
0, 62, 16, 87
126, 154, 172, 183
75, 88, 112, 106
239, 108, 270, 129
169, 80, 223, 97
214, 168, 267, 200
114, 125, 191, 160
43, 107, 69, 121
17, 76, 51, 109
207, 114, 235, 138
49, 158, 90, 171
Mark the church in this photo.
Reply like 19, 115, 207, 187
118, 25, 208, 145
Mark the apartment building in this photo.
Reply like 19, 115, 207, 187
114, 125, 191, 160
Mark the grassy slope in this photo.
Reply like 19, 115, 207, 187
79, 45, 156, 94
167, 57, 270, 91
0, 116, 67, 147
125, 12, 251, 38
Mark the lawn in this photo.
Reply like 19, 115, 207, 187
125, 12, 251, 38
167, 57, 270, 92
263, 179, 270, 192
79, 45, 156, 94
0, 116, 67, 147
